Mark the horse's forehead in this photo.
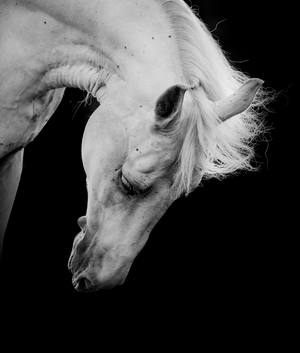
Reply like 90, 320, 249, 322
87, 102, 172, 164
105, 107, 150, 143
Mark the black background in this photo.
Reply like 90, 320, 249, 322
0, 0, 296, 343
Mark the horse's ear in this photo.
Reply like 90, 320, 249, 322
154, 84, 189, 131
213, 78, 264, 122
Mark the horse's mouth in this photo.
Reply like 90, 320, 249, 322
72, 274, 120, 291
71, 267, 128, 291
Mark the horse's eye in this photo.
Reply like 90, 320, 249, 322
120, 173, 151, 196
120, 174, 140, 195
121, 174, 133, 192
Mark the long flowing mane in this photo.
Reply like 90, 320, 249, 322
158, 0, 270, 197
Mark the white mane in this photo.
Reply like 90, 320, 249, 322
157, 0, 271, 197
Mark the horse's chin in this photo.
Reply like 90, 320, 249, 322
71, 259, 132, 292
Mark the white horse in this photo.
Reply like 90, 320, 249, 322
0, 0, 269, 290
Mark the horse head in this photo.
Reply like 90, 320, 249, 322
68, 79, 262, 291
68, 83, 191, 290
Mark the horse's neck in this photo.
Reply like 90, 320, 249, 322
0, 0, 183, 156
19, 0, 183, 99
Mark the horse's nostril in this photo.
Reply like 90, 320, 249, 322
74, 277, 96, 292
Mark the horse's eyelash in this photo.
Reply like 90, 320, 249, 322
119, 172, 151, 195
121, 174, 133, 191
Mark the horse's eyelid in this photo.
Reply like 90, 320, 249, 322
121, 174, 132, 190
119, 173, 150, 195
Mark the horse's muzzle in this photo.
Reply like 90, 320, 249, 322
72, 274, 121, 292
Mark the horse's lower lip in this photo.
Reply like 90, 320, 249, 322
72, 275, 117, 291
